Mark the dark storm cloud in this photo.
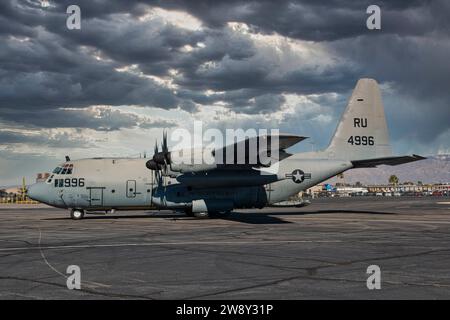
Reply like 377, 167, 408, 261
0, 107, 176, 131
0, 0, 362, 120
0, 27, 178, 111
0, 0, 449, 154
153, 0, 447, 40
330, 33, 450, 144
0, 130, 91, 148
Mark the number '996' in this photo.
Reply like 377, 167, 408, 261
347, 135, 374, 145
54, 178, 85, 188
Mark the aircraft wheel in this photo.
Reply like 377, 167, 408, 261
70, 209, 85, 220
193, 211, 209, 219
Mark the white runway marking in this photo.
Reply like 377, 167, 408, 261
0, 239, 342, 252
37, 229, 112, 289
437, 202, 450, 205
38, 228, 67, 278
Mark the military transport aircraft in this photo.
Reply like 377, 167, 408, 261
28, 79, 425, 219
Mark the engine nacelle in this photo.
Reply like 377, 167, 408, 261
169, 147, 217, 173
170, 162, 217, 173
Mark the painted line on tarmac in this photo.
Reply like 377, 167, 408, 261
0, 239, 342, 252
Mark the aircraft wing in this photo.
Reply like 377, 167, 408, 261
213, 133, 307, 167
157, 133, 308, 174
351, 154, 426, 168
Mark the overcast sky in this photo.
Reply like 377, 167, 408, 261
0, 0, 449, 185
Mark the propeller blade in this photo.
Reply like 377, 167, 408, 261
154, 140, 159, 155
162, 131, 168, 154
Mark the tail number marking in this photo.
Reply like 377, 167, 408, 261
353, 118, 368, 127
347, 136, 374, 146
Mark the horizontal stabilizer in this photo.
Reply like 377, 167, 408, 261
351, 154, 426, 168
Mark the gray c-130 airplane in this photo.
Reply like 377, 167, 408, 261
28, 78, 425, 219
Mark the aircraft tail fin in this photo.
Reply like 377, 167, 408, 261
326, 78, 392, 160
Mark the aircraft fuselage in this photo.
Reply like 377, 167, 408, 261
27, 155, 352, 215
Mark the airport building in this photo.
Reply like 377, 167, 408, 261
305, 183, 449, 198
367, 183, 449, 196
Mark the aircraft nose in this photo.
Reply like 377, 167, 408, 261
27, 183, 46, 202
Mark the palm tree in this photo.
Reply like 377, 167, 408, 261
337, 173, 345, 186
389, 175, 399, 185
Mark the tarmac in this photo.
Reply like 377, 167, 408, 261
0, 197, 449, 299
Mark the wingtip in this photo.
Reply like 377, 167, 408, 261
412, 154, 427, 160
278, 133, 309, 141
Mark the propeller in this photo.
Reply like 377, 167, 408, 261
146, 131, 171, 174
145, 141, 162, 170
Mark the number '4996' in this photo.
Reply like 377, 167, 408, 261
347, 136, 374, 145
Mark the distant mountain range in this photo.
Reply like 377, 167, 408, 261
326, 154, 450, 185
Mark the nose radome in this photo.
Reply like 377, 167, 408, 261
27, 183, 45, 202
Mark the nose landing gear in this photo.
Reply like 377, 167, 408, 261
70, 209, 85, 220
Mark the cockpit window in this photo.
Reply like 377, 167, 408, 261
53, 164, 74, 175
52, 167, 62, 174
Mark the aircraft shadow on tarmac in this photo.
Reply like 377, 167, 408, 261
223, 209, 396, 224
265, 209, 397, 215
44, 213, 290, 224
43, 209, 395, 224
